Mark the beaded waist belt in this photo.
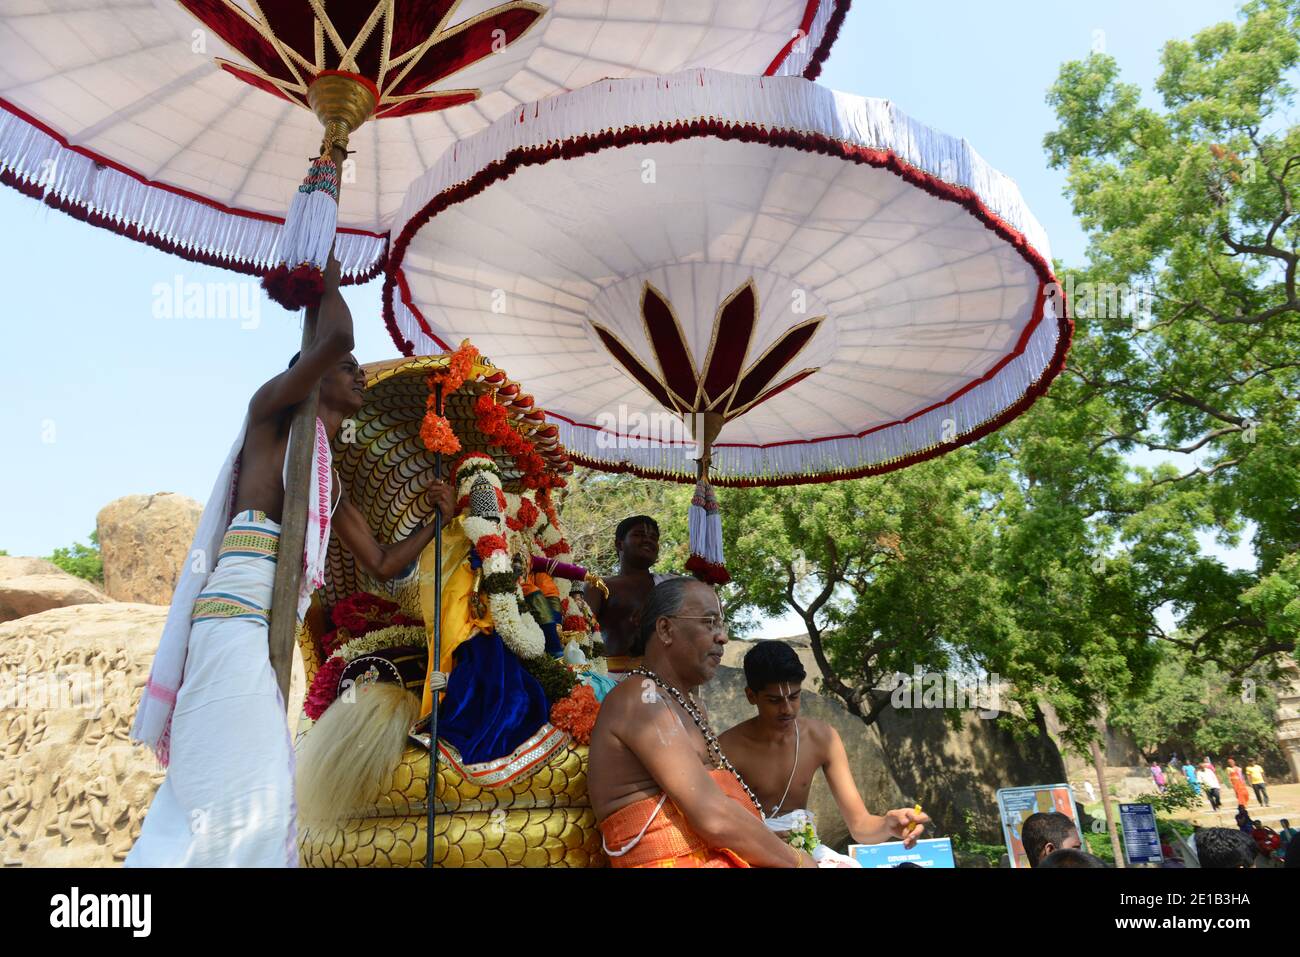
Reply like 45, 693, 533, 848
216, 509, 281, 563
192, 510, 280, 625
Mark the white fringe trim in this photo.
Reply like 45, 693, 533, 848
0, 108, 383, 279
392, 69, 1054, 359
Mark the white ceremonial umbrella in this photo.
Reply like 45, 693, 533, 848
381, 69, 1071, 580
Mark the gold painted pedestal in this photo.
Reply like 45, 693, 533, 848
299, 738, 604, 868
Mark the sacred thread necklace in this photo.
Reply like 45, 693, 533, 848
769, 706, 800, 818
630, 667, 763, 813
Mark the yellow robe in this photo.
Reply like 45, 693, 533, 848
418, 516, 492, 718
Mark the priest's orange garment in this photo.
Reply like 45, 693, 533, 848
598, 769, 760, 868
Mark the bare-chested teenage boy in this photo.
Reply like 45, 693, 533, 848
129, 256, 453, 866
719, 641, 928, 866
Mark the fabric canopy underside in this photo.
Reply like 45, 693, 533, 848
0, 0, 847, 279
385, 69, 1070, 485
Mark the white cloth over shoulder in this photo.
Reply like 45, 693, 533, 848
764, 809, 863, 868
130, 416, 333, 765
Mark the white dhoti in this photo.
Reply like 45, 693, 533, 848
127, 511, 296, 867
764, 809, 863, 868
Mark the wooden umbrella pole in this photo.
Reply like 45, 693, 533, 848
268, 142, 347, 703
426, 383, 444, 869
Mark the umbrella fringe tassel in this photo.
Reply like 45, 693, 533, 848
687, 478, 730, 585
263, 155, 339, 311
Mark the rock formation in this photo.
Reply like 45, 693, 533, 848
97, 493, 202, 605
0, 557, 110, 624
0, 603, 167, 866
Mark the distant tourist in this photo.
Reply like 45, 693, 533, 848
1251, 821, 1281, 861
1226, 758, 1251, 807
1150, 762, 1167, 792
1278, 819, 1297, 863
1182, 761, 1201, 795
1284, 828, 1300, 869
1021, 811, 1081, 868
1197, 827, 1257, 868
1235, 804, 1253, 834
1197, 762, 1222, 811
1245, 759, 1268, 806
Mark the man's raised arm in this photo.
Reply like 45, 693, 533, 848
248, 255, 355, 422
619, 693, 809, 868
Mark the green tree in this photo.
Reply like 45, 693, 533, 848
47, 530, 103, 584
1044, 0, 1300, 675
718, 452, 1015, 726
1109, 643, 1284, 761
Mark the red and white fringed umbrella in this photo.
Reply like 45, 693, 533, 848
383, 69, 1072, 583
0, 1, 849, 306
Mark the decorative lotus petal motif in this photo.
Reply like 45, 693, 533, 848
591, 280, 823, 422
179, 0, 546, 119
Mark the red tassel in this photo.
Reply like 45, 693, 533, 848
263, 263, 325, 311
686, 554, 732, 586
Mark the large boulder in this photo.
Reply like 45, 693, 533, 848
0, 559, 110, 624
875, 698, 1068, 843
0, 557, 62, 580
97, 493, 202, 605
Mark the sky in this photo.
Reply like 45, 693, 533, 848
0, 1, 1255, 636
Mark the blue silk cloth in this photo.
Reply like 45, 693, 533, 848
438, 630, 549, 765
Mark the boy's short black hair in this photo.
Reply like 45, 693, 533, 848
1021, 812, 1078, 868
743, 641, 806, 691
615, 515, 659, 545
1196, 827, 1257, 868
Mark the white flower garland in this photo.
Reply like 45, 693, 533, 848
457, 457, 546, 660
334, 624, 427, 663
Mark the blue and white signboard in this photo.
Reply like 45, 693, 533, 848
1118, 803, 1162, 865
850, 837, 956, 868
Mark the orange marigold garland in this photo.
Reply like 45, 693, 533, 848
429, 338, 479, 394
549, 683, 600, 744
472, 392, 566, 491
419, 411, 461, 455
419, 340, 480, 455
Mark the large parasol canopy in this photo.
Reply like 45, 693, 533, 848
384, 69, 1072, 490
0, 1, 849, 282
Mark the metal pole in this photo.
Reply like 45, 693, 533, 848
425, 382, 444, 868
268, 144, 347, 703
